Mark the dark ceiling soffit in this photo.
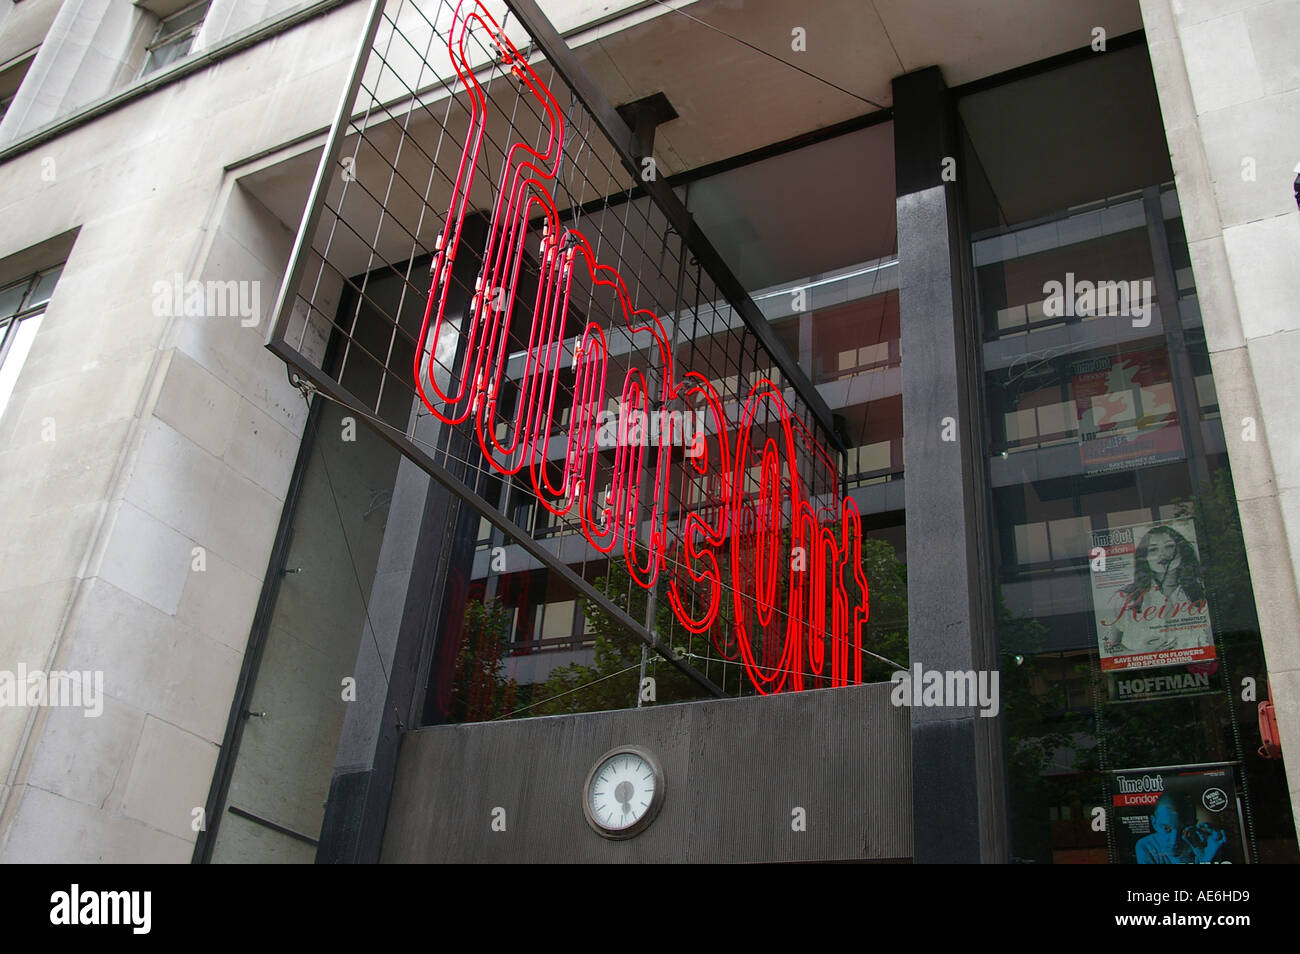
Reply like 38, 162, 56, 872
950, 29, 1148, 99
549, 28, 1152, 238
668, 108, 895, 189
540, 108, 894, 244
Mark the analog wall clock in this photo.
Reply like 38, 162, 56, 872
583, 746, 665, 839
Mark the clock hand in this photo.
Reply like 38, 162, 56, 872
615, 779, 634, 813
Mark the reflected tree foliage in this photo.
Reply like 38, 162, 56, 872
530, 532, 909, 715
448, 598, 518, 723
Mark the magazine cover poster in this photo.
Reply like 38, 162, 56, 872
1110, 766, 1246, 864
1091, 517, 1215, 672
1074, 349, 1185, 476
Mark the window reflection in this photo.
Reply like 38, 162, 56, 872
964, 43, 1298, 864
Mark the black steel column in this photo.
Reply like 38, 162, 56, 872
893, 66, 1007, 863
315, 218, 490, 863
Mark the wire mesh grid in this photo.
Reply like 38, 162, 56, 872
269, 0, 866, 707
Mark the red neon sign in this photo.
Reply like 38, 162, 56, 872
415, 0, 869, 694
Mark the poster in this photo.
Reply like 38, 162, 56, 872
1090, 517, 1215, 673
1110, 766, 1246, 864
1073, 350, 1184, 475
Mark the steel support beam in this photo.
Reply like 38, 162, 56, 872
894, 66, 1007, 863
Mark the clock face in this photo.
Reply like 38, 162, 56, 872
583, 747, 664, 839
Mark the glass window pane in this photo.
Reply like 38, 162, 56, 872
1194, 373, 1217, 410
0, 281, 25, 319
857, 440, 890, 475
142, 37, 195, 77
27, 266, 62, 308
965, 43, 1297, 865
0, 314, 44, 420
1008, 408, 1037, 444
1047, 517, 1091, 562
208, 401, 402, 861
1036, 401, 1072, 440
1108, 508, 1151, 529
540, 601, 574, 640
1013, 522, 1050, 565
162, 1, 210, 35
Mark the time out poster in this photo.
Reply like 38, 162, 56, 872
1090, 517, 1216, 686
1110, 766, 1246, 864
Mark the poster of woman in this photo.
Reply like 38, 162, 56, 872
1091, 518, 1215, 672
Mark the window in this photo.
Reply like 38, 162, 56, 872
963, 43, 1299, 865
539, 600, 574, 641
0, 265, 62, 420
0, 51, 37, 125
137, 1, 210, 78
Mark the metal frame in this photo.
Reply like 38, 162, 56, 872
264, 0, 385, 360
261, 0, 856, 704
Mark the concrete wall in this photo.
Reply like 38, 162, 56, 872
0, 0, 357, 145
0, 0, 369, 863
196, 0, 306, 48
382, 682, 913, 863
1141, 0, 1300, 839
